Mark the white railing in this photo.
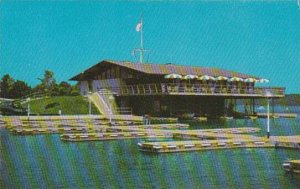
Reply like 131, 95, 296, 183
105, 83, 285, 97
115, 107, 133, 115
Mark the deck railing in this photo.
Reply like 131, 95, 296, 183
105, 83, 285, 97
115, 107, 133, 115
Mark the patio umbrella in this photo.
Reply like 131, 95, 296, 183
164, 73, 182, 79
216, 76, 228, 81
244, 78, 258, 83
198, 75, 216, 81
228, 77, 244, 82
182, 75, 198, 80
182, 74, 198, 85
258, 78, 269, 83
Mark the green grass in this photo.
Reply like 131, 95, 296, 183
22, 96, 100, 115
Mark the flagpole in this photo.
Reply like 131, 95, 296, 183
140, 16, 143, 63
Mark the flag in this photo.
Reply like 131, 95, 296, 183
136, 22, 142, 32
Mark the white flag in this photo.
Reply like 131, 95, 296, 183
136, 22, 142, 32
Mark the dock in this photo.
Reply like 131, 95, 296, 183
256, 113, 297, 118
1, 116, 300, 153
138, 139, 274, 153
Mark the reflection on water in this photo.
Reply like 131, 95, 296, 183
1, 108, 300, 188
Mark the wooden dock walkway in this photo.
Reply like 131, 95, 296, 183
257, 113, 297, 118
1, 116, 300, 153
138, 139, 274, 153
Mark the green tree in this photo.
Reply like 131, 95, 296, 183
36, 70, 57, 95
70, 82, 80, 96
58, 81, 72, 95
43, 70, 55, 88
0, 74, 15, 98
10, 80, 32, 98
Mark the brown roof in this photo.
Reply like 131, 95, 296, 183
70, 60, 261, 81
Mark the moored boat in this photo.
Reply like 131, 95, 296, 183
220, 116, 233, 120
193, 116, 208, 121
282, 160, 300, 173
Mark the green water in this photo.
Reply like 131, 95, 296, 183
1, 115, 300, 188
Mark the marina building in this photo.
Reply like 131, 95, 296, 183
70, 60, 285, 118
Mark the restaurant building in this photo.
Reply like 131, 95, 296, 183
70, 60, 285, 118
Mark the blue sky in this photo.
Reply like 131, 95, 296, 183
1, 1, 300, 93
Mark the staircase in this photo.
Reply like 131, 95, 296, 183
89, 89, 142, 121
90, 90, 113, 118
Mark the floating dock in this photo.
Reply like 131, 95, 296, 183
282, 160, 300, 173
138, 139, 274, 153
1, 116, 300, 153
61, 131, 171, 141
257, 113, 297, 118
138, 135, 300, 153
271, 136, 300, 149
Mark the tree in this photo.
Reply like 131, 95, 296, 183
58, 81, 72, 95
43, 70, 56, 88
10, 80, 32, 98
0, 74, 15, 98
70, 82, 80, 96
36, 70, 57, 95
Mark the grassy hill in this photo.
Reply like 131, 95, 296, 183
22, 96, 100, 115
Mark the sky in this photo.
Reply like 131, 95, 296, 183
0, 1, 300, 93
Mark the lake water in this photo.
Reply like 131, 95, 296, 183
1, 106, 300, 188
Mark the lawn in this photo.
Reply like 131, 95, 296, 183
23, 96, 100, 115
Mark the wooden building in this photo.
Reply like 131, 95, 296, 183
70, 60, 285, 118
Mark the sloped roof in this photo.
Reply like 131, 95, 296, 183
70, 60, 261, 81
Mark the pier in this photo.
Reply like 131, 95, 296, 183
257, 113, 297, 118
1, 116, 299, 154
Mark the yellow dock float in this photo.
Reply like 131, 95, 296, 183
2, 116, 300, 155
137, 139, 274, 153
282, 160, 300, 173
271, 136, 300, 149
8, 122, 191, 136
219, 116, 233, 120
102, 127, 262, 142
60, 131, 171, 141
257, 113, 297, 118
193, 117, 208, 121
137, 123, 189, 129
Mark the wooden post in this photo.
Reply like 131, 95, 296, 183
234, 99, 237, 113
148, 84, 151, 94
169, 97, 172, 116
137, 85, 140, 94
252, 98, 255, 115
272, 98, 275, 116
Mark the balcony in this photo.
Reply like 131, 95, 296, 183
106, 83, 285, 98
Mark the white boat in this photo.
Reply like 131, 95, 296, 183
220, 116, 233, 120
282, 160, 300, 173
193, 116, 208, 121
